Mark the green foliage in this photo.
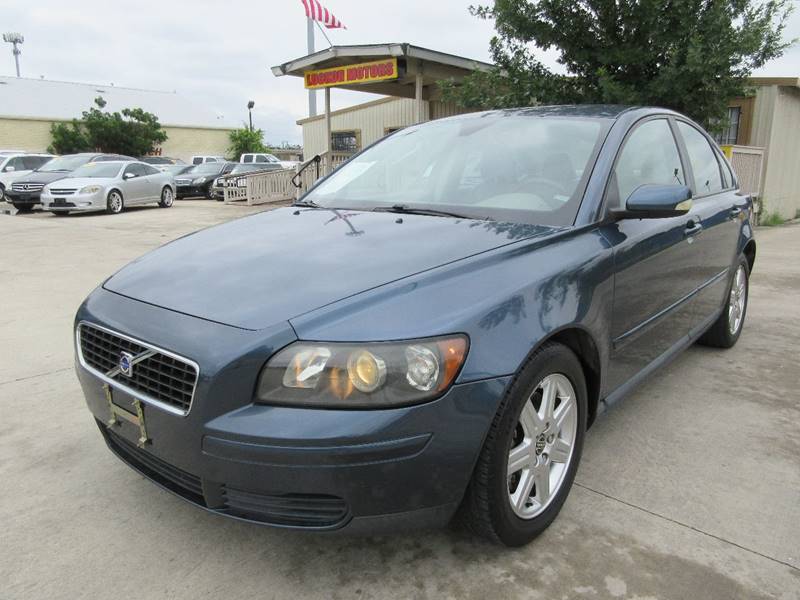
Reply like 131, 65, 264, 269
48, 120, 91, 154
442, 0, 795, 125
47, 97, 168, 156
759, 210, 785, 226
227, 127, 268, 159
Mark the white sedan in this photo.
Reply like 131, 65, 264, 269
40, 161, 176, 215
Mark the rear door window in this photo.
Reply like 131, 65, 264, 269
677, 122, 724, 196
613, 119, 685, 205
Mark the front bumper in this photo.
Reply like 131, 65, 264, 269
5, 190, 42, 206
176, 183, 208, 198
75, 288, 509, 533
41, 190, 105, 212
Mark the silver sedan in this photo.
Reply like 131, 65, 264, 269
40, 161, 176, 215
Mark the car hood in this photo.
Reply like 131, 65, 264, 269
103, 207, 558, 330
14, 171, 72, 185
48, 176, 117, 189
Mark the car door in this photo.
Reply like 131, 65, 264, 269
601, 117, 707, 393
122, 164, 148, 204
673, 120, 747, 335
139, 163, 163, 200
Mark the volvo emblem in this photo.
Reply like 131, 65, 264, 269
119, 351, 134, 377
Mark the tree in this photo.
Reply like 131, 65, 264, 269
227, 127, 268, 160
48, 121, 91, 154
48, 97, 168, 156
442, 0, 794, 126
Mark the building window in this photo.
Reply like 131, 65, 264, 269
713, 106, 741, 146
331, 130, 360, 153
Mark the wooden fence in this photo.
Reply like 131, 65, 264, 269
223, 152, 351, 206
726, 146, 764, 199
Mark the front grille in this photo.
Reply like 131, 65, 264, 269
175, 178, 191, 185
223, 487, 350, 528
50, 200, 75, 208
101, 423, 205, 503
11, 182, 44, 192
49, 187, 77, 195
78, 323, 198, 414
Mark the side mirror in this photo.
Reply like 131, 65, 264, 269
613, 184, 692, 220
4, 166, 15, 172
124, 172, 136, 180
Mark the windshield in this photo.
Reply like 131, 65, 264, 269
68, 162, 123, 178
162, 165, 191, 174
38, 155, 93, 172
305, 115, 607, 225
187, 163, 223, 174
231, 164, 270, 174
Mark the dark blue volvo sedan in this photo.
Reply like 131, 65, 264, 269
75, 106, 754, 546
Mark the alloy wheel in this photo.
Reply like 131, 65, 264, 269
507, 373, 578, 519
162, 188, 174, 207
728, 265, 747, 335
108, 192, 123, 213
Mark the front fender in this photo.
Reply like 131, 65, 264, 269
290, 226, 615, 385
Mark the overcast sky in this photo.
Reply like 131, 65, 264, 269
3, 0, 798, 145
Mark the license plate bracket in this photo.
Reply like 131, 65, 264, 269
104, 384, 150, 448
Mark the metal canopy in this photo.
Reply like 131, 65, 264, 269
271, 43, 494, 100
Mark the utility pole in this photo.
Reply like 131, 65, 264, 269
3, 32, 24, 77
247, 100, 255, 132
306, 18, 316, 117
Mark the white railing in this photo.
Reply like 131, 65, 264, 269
223, 151, 352, 206
725, 145, 764, 198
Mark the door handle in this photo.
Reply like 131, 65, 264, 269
684, 218, 703, 237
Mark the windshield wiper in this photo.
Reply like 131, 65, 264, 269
373, 204, 468, 219
293, 199, 322, 208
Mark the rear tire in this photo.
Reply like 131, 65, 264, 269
159, 186, 174, 208
698, 255, 749, 348
460, 342, 587, 546
106, 190, 124, 214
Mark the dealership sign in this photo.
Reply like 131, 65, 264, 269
304, 58, 399, 89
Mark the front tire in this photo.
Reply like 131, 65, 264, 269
698, 256, 749, 348
460, 342, 587, 546
13, 203, 33, 212
106, 190, 124, 214
205, 183, 214, 199
159, 186, 174, 208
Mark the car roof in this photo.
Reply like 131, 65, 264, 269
437, 104, 681, 123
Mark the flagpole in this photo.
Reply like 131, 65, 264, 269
307, 17, 317, 117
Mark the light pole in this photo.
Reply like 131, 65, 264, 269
247, 100, 255, 132
2, 32, 24, 78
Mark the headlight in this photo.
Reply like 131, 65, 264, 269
192, 177, 207, 185
256, 335, 468, 408
79, 185, 101, 194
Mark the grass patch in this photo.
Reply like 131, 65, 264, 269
759, 211, 786, 226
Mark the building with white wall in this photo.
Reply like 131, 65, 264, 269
0, 76, 235, 162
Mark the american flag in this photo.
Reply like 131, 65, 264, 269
300, 0, 346, 29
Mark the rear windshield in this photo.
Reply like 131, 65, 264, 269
305, 115, 608, 226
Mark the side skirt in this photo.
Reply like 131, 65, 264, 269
599, 307, 723, 414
